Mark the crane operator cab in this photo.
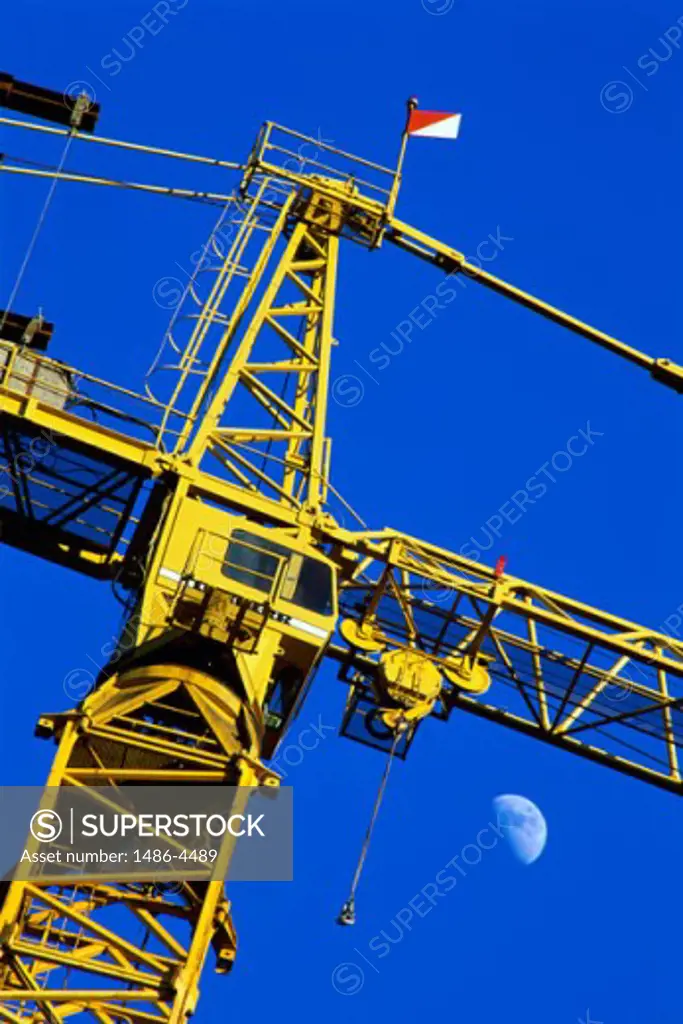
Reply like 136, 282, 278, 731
139, 502, 339, 757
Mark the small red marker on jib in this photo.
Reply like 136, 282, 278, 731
494, 555, 507, 578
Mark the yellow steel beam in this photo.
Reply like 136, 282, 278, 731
327, 525, 683, 792
0, 388, 162, 470
0, 660, 263, 1022
3, 111, 682, 1024
386, 217, 683, 393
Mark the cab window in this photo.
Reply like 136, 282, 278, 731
222, 530, 288, 594
222, 530, 333, 615
284, 555, 333, 616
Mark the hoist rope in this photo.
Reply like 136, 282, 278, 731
338, 720, 405, 924
0, 132, 75, 336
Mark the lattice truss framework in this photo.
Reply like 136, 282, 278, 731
0, 105, 682, 1024
332, 533, 683, 790
148, 177, 339, 515
0, 663, 266, 1023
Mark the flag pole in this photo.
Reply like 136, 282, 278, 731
386, 96, 418, 223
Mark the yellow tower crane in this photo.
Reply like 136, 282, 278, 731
0, 81, 681, 1022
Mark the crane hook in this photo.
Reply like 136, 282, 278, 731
337, 898, 356, 927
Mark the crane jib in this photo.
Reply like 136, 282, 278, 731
0, 78, 680, 1024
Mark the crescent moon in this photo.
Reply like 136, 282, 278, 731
492, 794, 548, 865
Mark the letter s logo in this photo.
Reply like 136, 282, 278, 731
30, 809, 63, 842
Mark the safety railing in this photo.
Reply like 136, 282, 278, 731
0, 337, 192, 450
245, 121, 398, 208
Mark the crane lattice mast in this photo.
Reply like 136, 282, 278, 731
0, 80, 681, 1023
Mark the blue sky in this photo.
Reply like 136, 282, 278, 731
1, 1, 682, 1021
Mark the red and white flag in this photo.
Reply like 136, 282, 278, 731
407, 109, 462, 140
